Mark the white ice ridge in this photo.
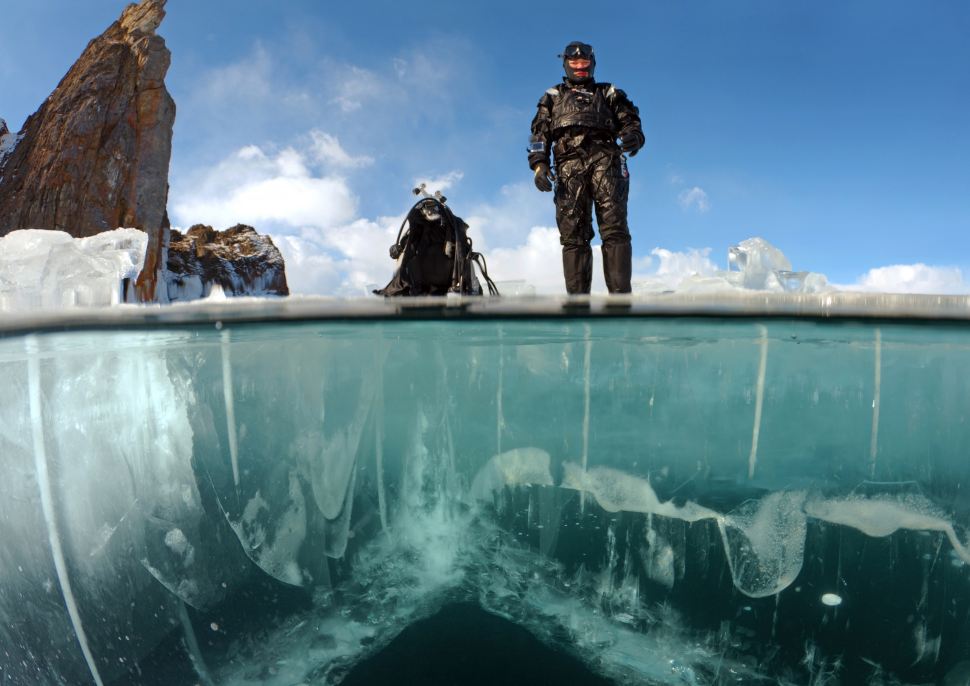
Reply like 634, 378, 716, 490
25, 335, 106, 686
557, 462, 970, 597
227, 475, 308, 587
631, 236, 831, 296
220, 329, 240, 490
469, 447, 555, 501
0, 229, 146, 310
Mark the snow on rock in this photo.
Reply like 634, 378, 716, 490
165, 224, 289, 301
0, 225, 289, 311
0, 118, 17, 170
0, 228, 146, 310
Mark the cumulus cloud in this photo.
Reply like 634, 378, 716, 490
465, 182, 553, 251
171, 131, 410, 295
678, 186, 710, 213
485, 227, 566, 294
849, 264, 970, 294
172, 143, 358, 230
276, 218, 402, 295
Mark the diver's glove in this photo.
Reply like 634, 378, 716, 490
533, 163, 554, 192
619, 131, 644, 156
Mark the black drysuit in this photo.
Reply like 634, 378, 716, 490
529, 81, 644, 293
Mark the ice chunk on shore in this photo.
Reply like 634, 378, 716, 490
0, 229, 146, 310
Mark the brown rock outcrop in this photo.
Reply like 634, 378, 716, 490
0, 0, 174, 300
165, 224, 289, 300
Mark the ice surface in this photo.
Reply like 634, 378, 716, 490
1, 314, 969, 685
0, 230, 832, 314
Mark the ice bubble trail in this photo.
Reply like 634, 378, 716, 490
748, 324, 768, 480
805, 495, 970, 565
469, 448, 554, 502
562, 464, 970, 598
26, 335, 105, 686
220, 328, 240, 490
869, 327, 882, 477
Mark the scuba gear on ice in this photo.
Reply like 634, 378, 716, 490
533, 163, 554, 192
374, 188, 498, 297
561, 41, 595, 84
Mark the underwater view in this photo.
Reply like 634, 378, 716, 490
1, 296, 969, 685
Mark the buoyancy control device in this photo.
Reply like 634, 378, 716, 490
374, 186, 498, 297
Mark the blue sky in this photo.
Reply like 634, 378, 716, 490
2, 1, 969, 294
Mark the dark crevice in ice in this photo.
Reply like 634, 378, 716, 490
336, 602, 615, 686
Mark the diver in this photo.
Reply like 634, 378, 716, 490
528, 41, 645, 294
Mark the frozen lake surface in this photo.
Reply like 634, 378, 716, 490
2, 293, 969, 685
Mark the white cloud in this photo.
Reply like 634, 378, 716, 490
309, 130, 373, 168
678, 186, 710, 213
486, 227, 566, 294
274, 234, 345, 295
172, 142, 357, 231
849, 264, 970, 294
465, 182, 553, 251
330, 64, 385, 113
413, 170, 464, 194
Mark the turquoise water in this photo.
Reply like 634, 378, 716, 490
1, 310, 969, 684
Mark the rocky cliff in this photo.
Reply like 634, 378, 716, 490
166, 224, 289, 300
0, 0, 290, 304
0, 1, 174, 239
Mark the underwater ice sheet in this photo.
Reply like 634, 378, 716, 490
1, 294, 969, 685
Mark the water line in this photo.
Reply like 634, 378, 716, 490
869, 328, 882, 478
220, 329, 240, 490
25, 335, 105, 686
581, 323, 592, 513
748, 325, 768, 480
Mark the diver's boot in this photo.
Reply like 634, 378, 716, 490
602, 240, 632, 294
562, 245, 593, 294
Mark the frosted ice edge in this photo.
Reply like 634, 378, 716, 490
561, 462, 968, 597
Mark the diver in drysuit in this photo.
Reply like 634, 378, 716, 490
528, 41, 644, 294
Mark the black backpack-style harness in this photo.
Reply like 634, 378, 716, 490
374, 189, 498, 297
